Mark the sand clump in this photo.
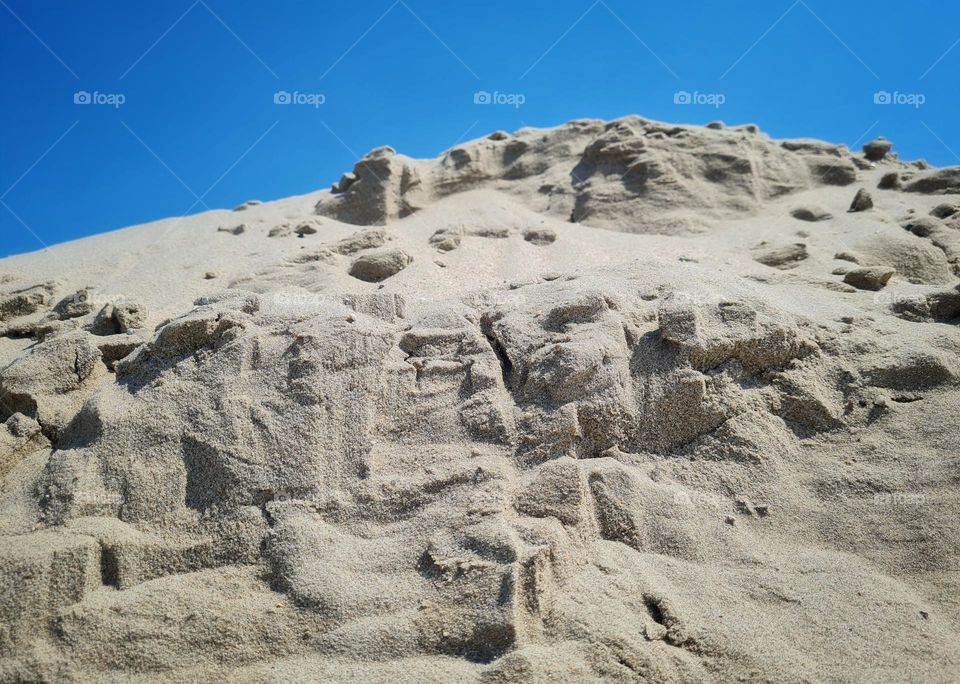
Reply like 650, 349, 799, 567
429, 227, 463, 252
848, 187, 874, 212
752, 242, 808, 269
0, 116, 959, 682
523, 228, 557, 246
843, 266, 895, 290
863, 136, 894, 162
348, 248, 413, 282
790, 204, 833, 222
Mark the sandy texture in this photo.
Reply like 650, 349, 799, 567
1, 116, 959, 682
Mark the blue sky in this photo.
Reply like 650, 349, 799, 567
1, 0, 958, 258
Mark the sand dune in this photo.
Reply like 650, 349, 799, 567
1, 117, 959, 682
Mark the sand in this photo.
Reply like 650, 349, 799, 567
1, 116, 959, 682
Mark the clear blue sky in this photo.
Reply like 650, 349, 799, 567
2, 0, 958, 258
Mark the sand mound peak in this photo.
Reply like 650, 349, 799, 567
315, 117, 864, 236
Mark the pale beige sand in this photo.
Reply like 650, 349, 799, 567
1, 117, 959, 682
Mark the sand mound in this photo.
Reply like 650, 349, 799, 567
1, 116, 959, 682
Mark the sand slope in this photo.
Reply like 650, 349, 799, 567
1, 117, 959, 682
